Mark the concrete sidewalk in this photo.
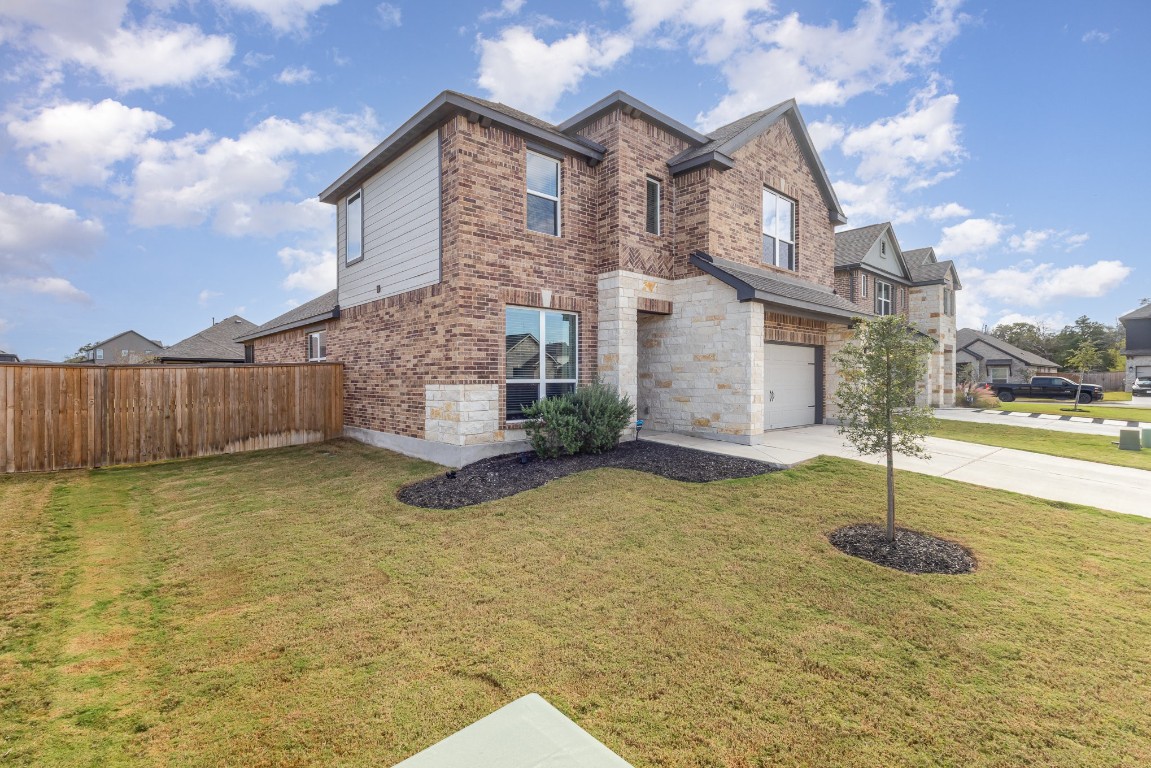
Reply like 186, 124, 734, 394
933, 407, 1141, 436
644, 425, 1151, 519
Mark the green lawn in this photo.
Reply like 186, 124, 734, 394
3, 441, 1151, 767
996, 400, 1151, 423
931, 419, 1151, 471
1104, 391, 1132, 402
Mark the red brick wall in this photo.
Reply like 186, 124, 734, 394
251, 324, 327, 364
835, 267, 911, 317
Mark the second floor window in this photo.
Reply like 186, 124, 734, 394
861, 274, 868, 298
645, 178, 660, 234
345, 190, 363, 265
762, 189, 796, 270
527, 152, 560, 236
875, 280, 893, 315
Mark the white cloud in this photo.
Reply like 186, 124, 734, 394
1082, 30, 1109, 44
1008, 229, 1093, 254
807, 119, 845, 154
0, 193, 104, 265
936, 217, 1006, 257
8, 99, 172, 187
56, 24, 234, 91
278, 246, 335, 293
131, 111, 378, 235
198, 289, 222, 306
476, 26, 633, 115
275, 65, 316, 85
962, 259, 1132, 309
219, 0, 339, 32
624, 0, 773, 64
480, 0, 526, 22
1064, 233, 1090, 251
7, 276, 89, 302
0, 0, 127, 47
839, 86, 962, 182
696, 0, 967, 129
376, 3, 402, 29
927, 202, 970, 220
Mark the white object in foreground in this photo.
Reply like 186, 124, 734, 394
393, 693, 633, 768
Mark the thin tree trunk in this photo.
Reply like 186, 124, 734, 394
886, 440, 895, 542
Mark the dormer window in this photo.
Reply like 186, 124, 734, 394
762, 189, 796, 270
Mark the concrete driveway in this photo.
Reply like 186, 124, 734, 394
645, 425, 1151, 519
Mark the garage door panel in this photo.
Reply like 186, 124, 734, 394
764, 343, 817, 430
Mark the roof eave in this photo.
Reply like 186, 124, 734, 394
319, 92, 606, 205
236, 308, 341, 342
667, 151, 736, 175
558, 91, 710, 146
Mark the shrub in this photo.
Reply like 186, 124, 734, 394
522, 395, 583, 459
522, 379, 636, 458
571, 379, 635, 454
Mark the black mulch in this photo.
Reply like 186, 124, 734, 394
397, 439, 784, 509
828, 524, 976, 575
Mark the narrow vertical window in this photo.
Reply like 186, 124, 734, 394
762, 189, 796, 270
861, 274, 868, 298
526, 152, 560, 236
345, 190, 363, 264
875, 281, 892, 315
645, 177, 661, 235
307, 330, 327, 361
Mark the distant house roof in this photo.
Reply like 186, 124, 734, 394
91, 330, 163, 348
691, 251, 868, 323
835, 231, 961, 289
667, 99, 847, 224
1120, 304, 1151, 322
956, 328, 1059, 368
0, 349, 18, 363
157, 315, 258, 363
236, 290, 339, 342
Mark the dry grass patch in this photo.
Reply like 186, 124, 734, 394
2, 440, 1151, 766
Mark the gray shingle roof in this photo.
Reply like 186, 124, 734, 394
1120, 303, 1151, 321
834, 223, 889, 267
956, 328, 1059, 368
159, 315, 258, 362
902, 247, 935, 268
238, 290, 338, 342
908, 260, 955, 285
670, 105, 783, 165
691, 252, 868, 322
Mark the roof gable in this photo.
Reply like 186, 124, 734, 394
1120, 304, 1151, 322
834, 222, 912, 280
956, 328, 1058, 368
93, 330, 162, 349
557, 91, 710, 146
668, 100, 846, 225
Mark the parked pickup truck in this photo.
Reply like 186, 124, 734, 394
991, 376, 1104, 404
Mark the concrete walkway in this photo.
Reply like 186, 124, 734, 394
933, 407, 1144, 436
644, 425, 1151, 518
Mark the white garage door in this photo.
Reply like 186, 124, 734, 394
765, 343, 817, 429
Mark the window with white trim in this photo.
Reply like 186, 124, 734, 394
526, 152, 560, 236
345, 190, 363, 265
989, 365, 1010, 383
307, 330, 327, 361
875, 280, 893, 315
762, 188, 796, 270
645, 177, 660, 234
861, 273, 868, 298
95, 349, 104, 360
505, 307, 577, 420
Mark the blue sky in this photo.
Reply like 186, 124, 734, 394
1, 0, 1147, 360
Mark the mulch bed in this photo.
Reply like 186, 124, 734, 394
828, 524, 976, 575
397, 439, 784, 509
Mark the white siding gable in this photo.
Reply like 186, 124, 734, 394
337, 131, 441, 309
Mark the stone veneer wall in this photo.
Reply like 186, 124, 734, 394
822, 324, 855, 422
908, 281, 957, 407
424, 383, 501, 446
636, 274, 764, 442
1125, 355, 1151, 390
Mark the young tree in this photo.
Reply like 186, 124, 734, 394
833, 315, 937, 542
1065, 341, 1103, 412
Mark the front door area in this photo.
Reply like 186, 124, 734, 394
764, 343, 817, 429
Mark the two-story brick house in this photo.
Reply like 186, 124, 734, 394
833, 222, 961, 406
245, 90, 946, 466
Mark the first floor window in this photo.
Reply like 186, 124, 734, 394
762, 188, 796, 270
875, 281, 893, 315
345, 190, 363, 264
505, 306, 577, 419
307, 330, 327, 361
527, 152, 560, 236
989, 365, 1010, 383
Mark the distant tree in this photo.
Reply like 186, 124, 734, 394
64, 342, 98, 363
1065, 341, 1103, 412
991, 321, 1056, 359
1052, 315, 1115, 368
834, 315, 936, 542
1141, 298, 1151, 306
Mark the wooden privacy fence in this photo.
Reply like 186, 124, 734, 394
1065, 371, 1127, 391
1, 363, 343, 473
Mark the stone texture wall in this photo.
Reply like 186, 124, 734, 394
1127, 356, 1151, 390
598, 270, 674, 421
822, 324, 855, 421
636, 275, 764, 441
908, 280, 957, 406
425, 383, 502, 446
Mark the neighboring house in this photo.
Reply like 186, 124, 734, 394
0, 349, 19, 363
156, 315, 258, 364
78, 331, 163, 364
956, 328, 1059, 383
1120, 304, 1151, 390
833, 223, 961, 406
247, 89, 948, 466
236, 290, 339, 364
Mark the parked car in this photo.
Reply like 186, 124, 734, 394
991, 376, 1104, 404
1133, 377, 1151, 397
